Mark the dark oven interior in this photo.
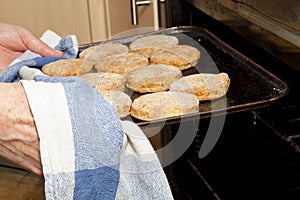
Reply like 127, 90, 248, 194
163, 0, 300, 199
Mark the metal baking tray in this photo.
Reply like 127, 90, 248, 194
79, 26, 288, 126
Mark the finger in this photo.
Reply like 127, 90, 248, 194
20, 28, 63, 57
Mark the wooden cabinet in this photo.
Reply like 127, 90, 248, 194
0, 0, 92, 44
101, 0, 159, 39
0, 0, 165, 45
82, 0, 166, 42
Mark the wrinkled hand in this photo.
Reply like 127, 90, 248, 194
0, 22, 63, 72
0, 82, 42, 176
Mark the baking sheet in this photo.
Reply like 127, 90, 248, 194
79, 27, 288, 126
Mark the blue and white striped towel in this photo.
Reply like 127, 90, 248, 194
0, 30, 173, 200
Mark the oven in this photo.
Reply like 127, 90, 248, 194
162, 0, 300, 199
0, 1, 299, 199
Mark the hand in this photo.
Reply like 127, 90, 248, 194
0, 23, 63, 72
0, 82, 42, 176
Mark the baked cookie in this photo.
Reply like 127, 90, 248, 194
129, 34, 179, 58
126, 64, 182, 93
150, 45, 201, 70
79, 42, 129, 59
170, 72, 230, 101
79, 73, 100, 88
130, 91, 199, 121
79, 43, 129, 71
42, 58, 92, 76
94, 72, 127, 93
94, 52, 149, 75
101, 90, 132, 118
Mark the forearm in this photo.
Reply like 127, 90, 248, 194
0, 83, 33, 135
0, 82, 42, 176
0, 82, 29, 126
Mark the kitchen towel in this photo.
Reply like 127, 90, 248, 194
0, 30, 173, 199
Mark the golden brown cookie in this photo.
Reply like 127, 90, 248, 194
79, 73, 100, 88
79, 43, 129, 71
126, 64, 182, 93
79, 42, 129, 59
150, 45, 201, 70
101, 90, 132, 118
42, 58, 92, 76
129, 34, 179, 58
94, 72, 127, 93
170, 72, 230, 101
94, 52, 149, 75
130, 91, 199, 121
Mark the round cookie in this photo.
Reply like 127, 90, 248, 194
42, 58, 92, 76
129, 34, 179, 58
130, 91, 199, 121
79, 42, 129, 59
150, 45, 201, 70
94, 52, 149, 75
101, 90, 132, 118
94, 72, 127, 93
126, 64, 182, 93
79, 73, 100, 88
79, 43, 129, 70
170, 73, 230, 101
